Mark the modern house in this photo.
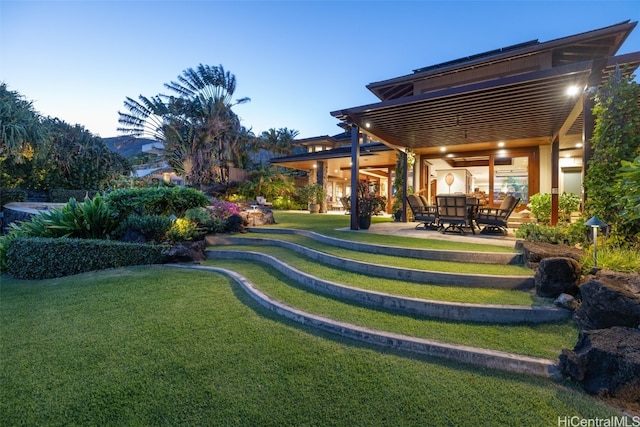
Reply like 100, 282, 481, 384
272, 21, 640, 228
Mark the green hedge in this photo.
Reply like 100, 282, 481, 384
105, 187, 209, 218
0, 188, 27, 207
7, 237, 167, 279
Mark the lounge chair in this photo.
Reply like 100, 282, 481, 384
406, 194, 438, 230
475, 195, 520, 235
436, 194, 469, 234
256, 196, 272, 207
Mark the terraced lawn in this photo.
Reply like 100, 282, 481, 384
1, 267, 620, 426
205, 247, 539, 305
209, 237, 532, 276
203, 259, 578, 359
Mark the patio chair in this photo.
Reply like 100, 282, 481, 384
256, 196, 272, 207
475, 195, 520, 235
436, 194, 469, 234
406, 194, 438, 230
340, 196, 351, 215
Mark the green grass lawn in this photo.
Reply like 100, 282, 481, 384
211, 237, 532, 276
206, 246, 539, 305
202, 259, 576, 359
0, 267, 622, 426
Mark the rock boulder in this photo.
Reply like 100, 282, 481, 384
240, 207, 275, 227
534, 257, 581, 298
559, 326, 640, 410
574, 270, 640, 330
162, 240, 207, 263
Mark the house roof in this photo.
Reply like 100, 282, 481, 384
331, 21, 640, 155
271, 142, 397, 180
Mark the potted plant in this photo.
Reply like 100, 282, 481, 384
297, 184, 325, 214
356, 182, 386, 229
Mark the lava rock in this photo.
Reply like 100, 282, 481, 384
534, 257, 581, 298
559, 326, 640, 409
574, 270, 640, 330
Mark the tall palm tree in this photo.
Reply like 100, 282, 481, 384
118, 64, 250, 187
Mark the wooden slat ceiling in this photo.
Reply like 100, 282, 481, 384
333, 55, 640, 153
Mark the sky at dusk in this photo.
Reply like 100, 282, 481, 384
1, 1, 639, 140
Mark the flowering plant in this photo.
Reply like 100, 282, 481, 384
207, 198, 241, 220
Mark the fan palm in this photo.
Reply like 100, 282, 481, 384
118, 64, 251, 187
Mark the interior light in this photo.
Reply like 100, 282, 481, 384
564, 154, 571, 158
498, 149, 507, 156
365, 122, 371, 128
440, 147, 446, 152
576, 143, 583, 148
446, 153, 454, 158
498, 141, 505, 147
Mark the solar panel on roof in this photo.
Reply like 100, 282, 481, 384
413, 39, 539, 74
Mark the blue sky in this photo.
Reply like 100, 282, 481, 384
1, 1, 639, 140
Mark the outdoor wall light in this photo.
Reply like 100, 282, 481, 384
585, 215, 608, 268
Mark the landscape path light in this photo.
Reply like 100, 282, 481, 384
585, 215, 607, 268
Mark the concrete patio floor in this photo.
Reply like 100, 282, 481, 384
335, 214, 519, 248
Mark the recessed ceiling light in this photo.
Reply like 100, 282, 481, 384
440, 147, 446, 152
566, 85, 580, 97
576, 143, 583, 148
498, 142, 505, 147
446, 153, 454, 158
498, 149, 507, 156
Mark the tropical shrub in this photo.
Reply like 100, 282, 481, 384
208, 198, 241, 219
166, 218, 199, 242
584, 67, 640, 245
113, 214, 173, 243
6, 194, 119, 239
515, 218, 587, 246
105, 186, 209, 218
611, 155, 640, 247
528, 192, 580, 223
6, 237, 165, 279
582, 238, 640, 273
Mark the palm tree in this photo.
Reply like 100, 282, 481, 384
260, 127, 299, 157
118, 64, 251, 187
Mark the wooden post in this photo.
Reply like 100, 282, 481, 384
350, 125, 360, 230
551, 136, 559, 226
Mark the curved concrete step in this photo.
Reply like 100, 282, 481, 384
244, 227, 522, 265
206, 249, 570, 324
166, 264, 558, 378
207, 236, 534, 289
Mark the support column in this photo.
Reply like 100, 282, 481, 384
317, 160, 328, 213
400, 151, 408, 222
551, 136, 560, 226
582, 86, 597, 207
350, 125, 360, 230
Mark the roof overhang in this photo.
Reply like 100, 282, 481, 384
331, 53, 640, 154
